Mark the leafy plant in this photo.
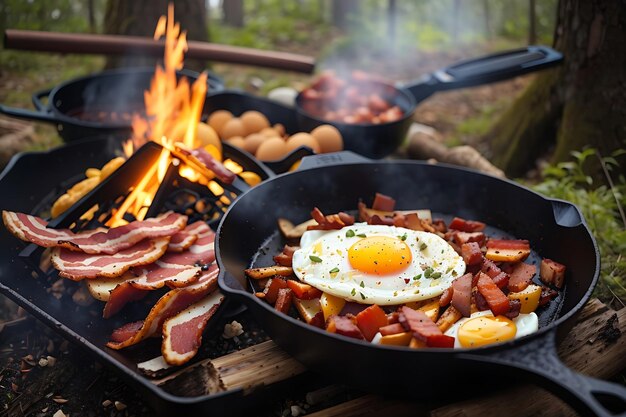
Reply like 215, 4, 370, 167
529, 148, 626, 308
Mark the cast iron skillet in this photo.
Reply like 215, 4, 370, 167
295, 46, 563, 158
217, 152, 626, 417
0, 67, 223, 142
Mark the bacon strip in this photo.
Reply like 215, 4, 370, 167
106, 263, 219, 350
190, 147, 236, 184
102, 282, 148, 318
307, 207, 355, 231
167, 221, 206, 252
161, 291, 224, 365
129, 224, 215, 290
2, 210, 187, 254
51, 238, 170, 280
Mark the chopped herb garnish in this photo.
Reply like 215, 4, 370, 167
413, 274, 422, 280
431, 272, 442, 279
309, 255, 323, 263
452, 270, 458, 277
357, 233, 367, 238
400, 234, 407, 241
329, 267, 340, 274
446, 266, 453, 274
360, 292, 366, 300
346, 229, 355, 237
420, 243, 428, 251
360, 281, 365, 288
351, 288, 356, 296
424, 267, 434, 278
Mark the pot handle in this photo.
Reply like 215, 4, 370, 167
402, 46, 563, 103
297, 151, 371, 171
0, 103, 60, 124
31, 88, 52, 111
262, 146, 316, 174
461, 330, 626, 417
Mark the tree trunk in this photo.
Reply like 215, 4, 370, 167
483, 0, 491, 40
332, 0, 359, 31
104, 0, 208, 70
528, 0, 537, 44
486, 0, 626, 177
87, 0, 96, 33
222, 0, 244, 28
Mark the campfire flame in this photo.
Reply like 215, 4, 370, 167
108, 4, 213, 227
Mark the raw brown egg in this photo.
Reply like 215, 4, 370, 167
207, 110, 233, 134
242, 133, 265, 154
240, 111, 270, 135
259, 127, 281, 138
286, 133, 320, 153
220, 118, 247, 140
273, 123, 286, 136
310, 124, 343, 153
225, 136, 245, 149
256, 137, 289, 161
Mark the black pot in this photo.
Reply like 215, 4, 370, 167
0, 67, 223, 142
216, 152, 626, 417
295, 46, 563, 159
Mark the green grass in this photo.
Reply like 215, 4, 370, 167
527, 148, 626, 309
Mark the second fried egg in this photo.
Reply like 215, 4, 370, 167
292, 223, 465, 304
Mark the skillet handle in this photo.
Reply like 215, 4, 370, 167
402, 46, 563, 103
297, 151, 371, 171
0, 103, 60, 124
31, 88, 52, 111
461, 330, 626, 417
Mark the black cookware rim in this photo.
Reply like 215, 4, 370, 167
215, 159, 601, 355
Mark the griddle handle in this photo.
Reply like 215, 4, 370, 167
402, 46, 563, 103
31, 88, 52, 111
0, 103, 60, 124
297, 151, 371, 171
463, 330, 626, 417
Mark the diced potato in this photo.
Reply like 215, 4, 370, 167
436, 306, 462, 333
508, 284, 542, 314
485, 247, 531, 263
320, 292, 346, 321
293, 298, 322, 324
409, 337, 427, 349
379, 332, 413, 346
85, 168, 100, 178
244, 266, 293, 279
239, 171, 262, 186
417, 299, 441, 322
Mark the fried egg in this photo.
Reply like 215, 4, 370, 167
292, 223, 465, 305
443, 310, 539, 348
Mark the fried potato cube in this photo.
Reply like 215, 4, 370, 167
508, 284, 542, 314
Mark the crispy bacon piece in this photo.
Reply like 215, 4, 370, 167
491, 272, 510, 289
110, 321, 144, 343
439, 287, 453, 307
448, 217, 486, 232
286, 280, 322, 300
508, 262, 537, 292
505, 299, 521, 319
106, 264, 219, 350
275, 288, 294, 314
372, 193, 396, 211
102, 282, 148, 319
476, 272, 510, 316
161, 291, 224, 365
369, 214, 394, 226
355, 305, 388, 341
453, 231, 486, 247
379, 323, 405, 336
486, 239, 531, 263
540, 258, 566, 289
538, 286, 559, 306
2, 210, 186, 254
245, 266, 293, 279
461, 242, 483, 265
261, 277, 288, 305
399, 306, 454, 348
307, 207, 355, 231
326, 315, 364, 340
273, 245, 298, 267
451, 273, 473, 317
474, 290, 490, 311
481, 258, 509, 288
51, 237, 170, 280
167, 221, 206, 252
189, 147, 236, 184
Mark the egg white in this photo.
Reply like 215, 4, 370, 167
292, 223, 466, 305
443, 310, 539, 348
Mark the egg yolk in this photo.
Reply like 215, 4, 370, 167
457, 315, 517, 348
348, 236, 412, 275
